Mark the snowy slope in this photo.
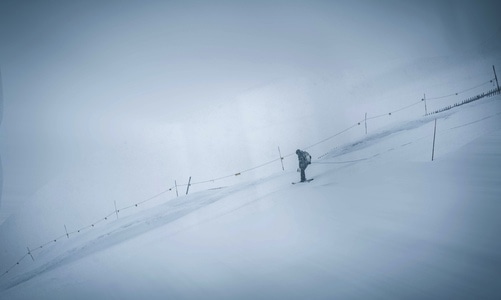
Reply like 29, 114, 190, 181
1, 92, 500, 299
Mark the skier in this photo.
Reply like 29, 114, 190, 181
296, 149, 311, 182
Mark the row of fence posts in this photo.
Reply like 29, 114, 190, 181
363, 66, 500, 162
2, 65, 500, 280
428, 65, 499, 161
173, 176, 192, 197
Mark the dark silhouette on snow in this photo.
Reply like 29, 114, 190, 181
296, 149, 311, 182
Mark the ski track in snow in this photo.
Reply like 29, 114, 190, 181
1, 173, 293, 291
1, 183, 249, 290
322, 99, 501, 165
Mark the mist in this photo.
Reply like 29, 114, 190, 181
1, 0, 500, 223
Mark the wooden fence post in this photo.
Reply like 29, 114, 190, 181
278, 146, 284, 171
27, 247, 34, 261
432, 119, 437, 161
185, 176, 192, 195
493, 65, 500, 92
423, 93, 428, 115
364, 113, 368, 135
175, 180, 179, 197
114, 201, 119, 219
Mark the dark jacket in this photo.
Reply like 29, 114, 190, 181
296, 150, 311, 170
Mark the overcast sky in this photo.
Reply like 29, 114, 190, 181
1, 0, 500, 222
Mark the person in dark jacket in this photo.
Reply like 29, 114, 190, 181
296, 149, 311, 182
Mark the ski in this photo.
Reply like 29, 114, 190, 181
292, 178, 314, 185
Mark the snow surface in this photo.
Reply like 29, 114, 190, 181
1, 90, 500, 299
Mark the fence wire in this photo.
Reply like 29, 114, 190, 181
1, 76, 499, 280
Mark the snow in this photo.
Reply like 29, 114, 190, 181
1, 88, 501, 299
2, 1, 501, 298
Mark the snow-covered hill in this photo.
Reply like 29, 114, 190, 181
1, 89, 500, 299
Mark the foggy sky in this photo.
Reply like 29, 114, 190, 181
1, 0, 500, 222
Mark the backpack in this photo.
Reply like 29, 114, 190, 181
305, 152, 311, 164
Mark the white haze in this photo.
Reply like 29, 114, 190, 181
0, 1, 501, 298
0, 1, 500, 222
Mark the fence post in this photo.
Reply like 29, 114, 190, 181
27, 247, 34, 261
493, 65, 500, 92
114, 201, 119, 219
185, 176, 192, 195
64, 225, 69, 239
278, 146, 284, 171
175, 180, 179, 197
364, 113, 368, 135
432, 119, 437, 161
423, 93, 428, 115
